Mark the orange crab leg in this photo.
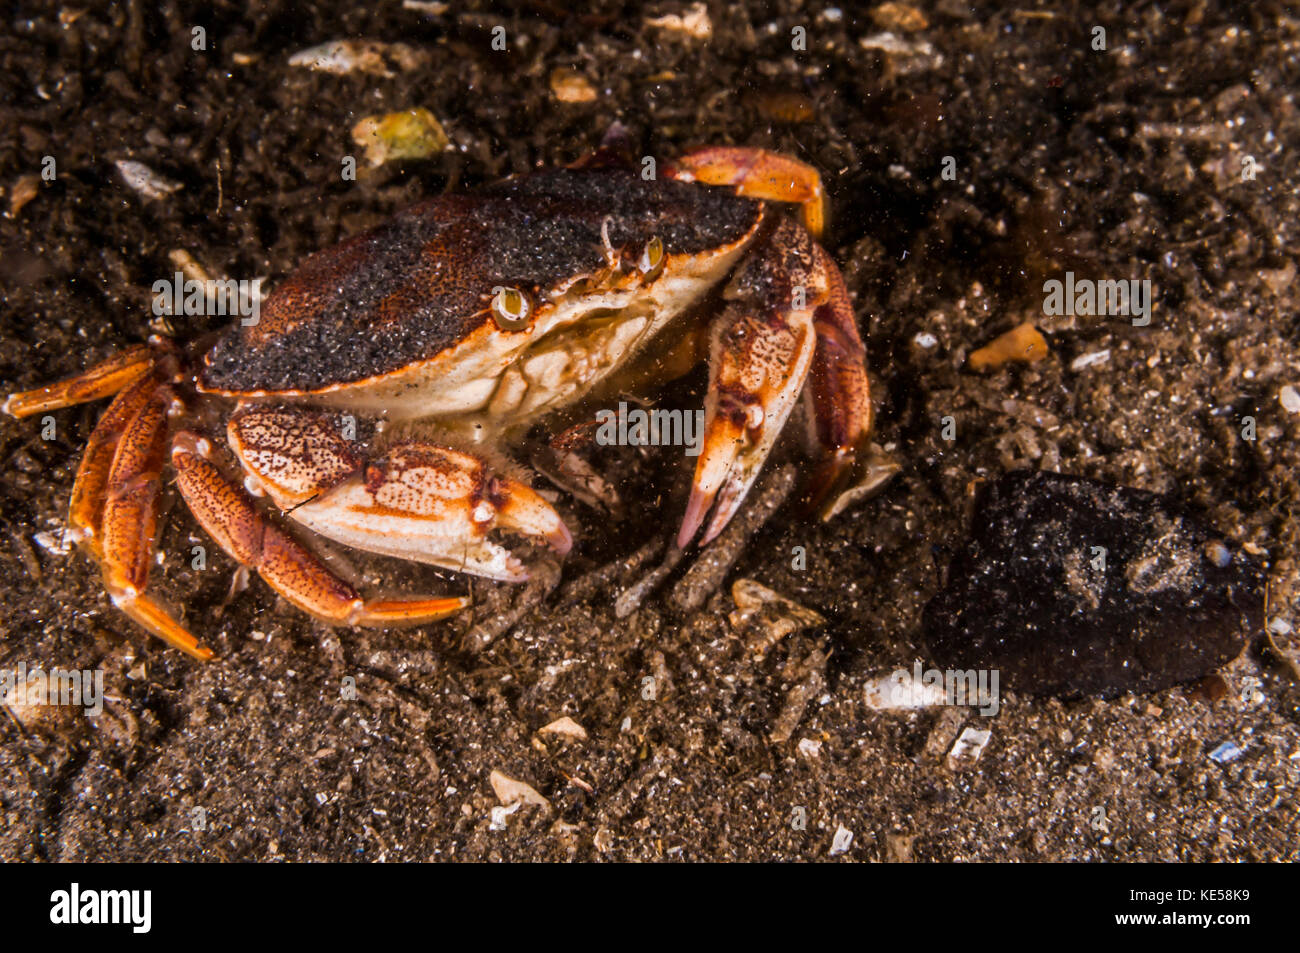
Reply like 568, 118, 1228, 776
67, 371, 160, 559
805, 245, 874, 513
86, 382, 215, 661
3, 344, 155, 418
171, 432, 470, 628
665, 147, 828, 240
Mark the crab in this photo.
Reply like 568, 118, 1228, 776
5, 146, 874, 661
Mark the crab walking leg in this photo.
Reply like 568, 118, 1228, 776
67, 371, 160, 559
665, 147, 828, 240
171, 432, 470, 628
3, 344, 155, 418
91, 383, 215, 661
805, 245, 874, 513
225, 406, 572, 583
678, 218, 825, 548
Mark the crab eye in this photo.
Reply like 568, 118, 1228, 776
491, 286, 532, 331
637, 236, 665, 280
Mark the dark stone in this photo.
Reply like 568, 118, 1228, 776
923, 471, 1264, 698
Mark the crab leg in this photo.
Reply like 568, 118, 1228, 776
171, 432, 470, 627
665, 147, 828, 240
678, 218, 824, 548
805, 245, 874, 514
92, 382, 215, 661
3, 344, 155, 418
66, 371, 160, 559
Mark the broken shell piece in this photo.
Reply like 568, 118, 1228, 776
819, 442, 901, 522
862, 667, 949, 710
351, 108, 449, 168
646, 2, 712, 39
968, 322, 1049, 371
550, 69, 598, 104
32, 529, 72, 556
2, 672, 85, 735
796, 737, 823, 759
859, 32, 943, 74
829, 825, 854, 857
1208, 740, 1244, 764
946, 726, 992, 770
538, 716, 588, 742
729, 578, 826, 659
115, 160, 183, 200
489, 770, 550, 810
288, 40, 427, 77
489, 801, 520, 831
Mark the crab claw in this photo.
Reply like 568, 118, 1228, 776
291, 443, 573, 582
489, 477, 574, 557
229, 406, 572, 583
678, 220, 822, 548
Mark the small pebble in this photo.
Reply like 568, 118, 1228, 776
550, 69, 598, 104
351, 108, 448, 167
1279, 385, 1300, 414
968, 322, 1049, 371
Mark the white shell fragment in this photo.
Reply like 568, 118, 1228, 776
859, 32, 943, 73
862, 668, 949, 711
1070, 349, 1111, 372
115, 160, 183, 200
538, 716, 588, 741
947, 726, 992, 770
1279, 385, 1300, 414
1209, 741, 1244, 764
288, 40, 427, 78
797, 737, 823, 759
829, 825, 854, 857
32, 530, 72, 556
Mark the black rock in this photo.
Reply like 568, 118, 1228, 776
923, 471, 1264, 698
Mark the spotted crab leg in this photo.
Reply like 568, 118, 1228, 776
678, 217, 824, 548
171, 432, 470, 628
227, 407, 573, 583
665, 146, 828, 240
3, 344, 155, 418
66, 371, 160, 559
95, 382, 216, 660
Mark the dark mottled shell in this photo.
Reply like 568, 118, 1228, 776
200, 167, 762, 394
